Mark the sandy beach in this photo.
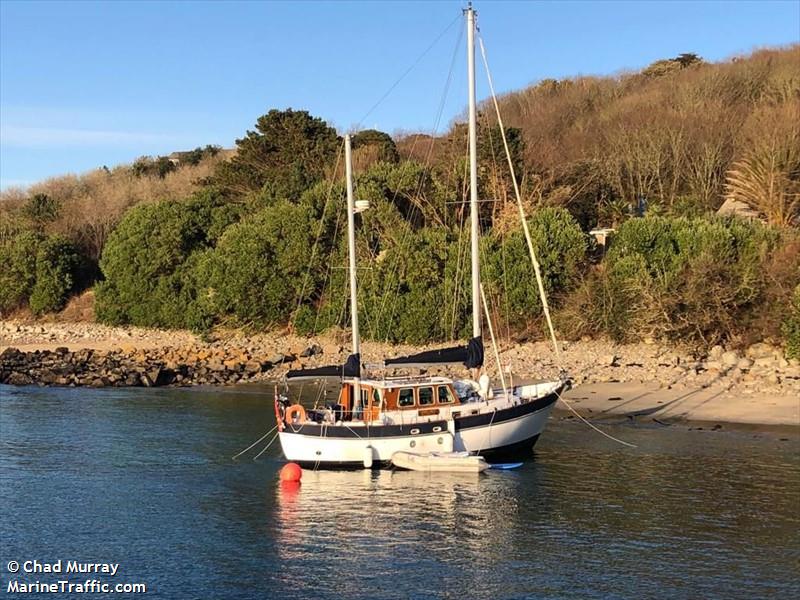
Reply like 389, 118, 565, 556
2, 319, 798, 429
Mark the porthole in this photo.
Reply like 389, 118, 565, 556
410, 428, 420, 435
437, 437, 443, 445
432, 426, 442, 433
410, 440, 416, 448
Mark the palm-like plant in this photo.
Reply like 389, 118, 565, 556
724, 131, 800, 227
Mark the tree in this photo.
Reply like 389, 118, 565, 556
23, 193, 61, 227
95, 190, 239, 327
29, 236, 83, 315
0, 232, 42, 314
203, 201, 321, 326
352, 129, 399, 165
214, 109, 341, 199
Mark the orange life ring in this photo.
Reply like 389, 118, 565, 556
284, 404, 307, 426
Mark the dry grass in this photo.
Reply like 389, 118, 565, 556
0, 152, 229, 260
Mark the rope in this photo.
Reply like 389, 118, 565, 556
556, 390, 637, 449
252, 432, 280, 461
480, 283, 508, 394
476, 407, 497, 455
477, 34, 561, 362
231, 424, 278, 460
292, 140, 345, 328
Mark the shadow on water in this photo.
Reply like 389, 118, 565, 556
1, 384, 798, 599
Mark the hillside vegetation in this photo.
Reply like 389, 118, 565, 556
1, 47, 798, 355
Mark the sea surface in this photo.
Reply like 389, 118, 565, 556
1, 384, 798, 600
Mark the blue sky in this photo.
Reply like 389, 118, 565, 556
1, 0, 798, 190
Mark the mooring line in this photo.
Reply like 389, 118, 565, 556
557, 391, 637, 448
231, 425, 278, 460
252, 432, 280, 461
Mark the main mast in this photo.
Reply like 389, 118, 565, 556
466, 4, 482, 342
344, 135, 361, 403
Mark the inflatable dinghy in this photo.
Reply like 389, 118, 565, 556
391, 451, 489, 473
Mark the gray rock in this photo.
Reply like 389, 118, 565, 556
268, 353, 286, 365
300, 344, 323, 358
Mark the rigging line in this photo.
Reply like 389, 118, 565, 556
312, 203, 344, 334
450, 123, 471, 339
231, 424, 278, 460
252, 432, 281, 461
556, 390, 638, 449
375, 20, 465, 342
480, 283, 508, 395
481, 105, 513, 341
356, 13, 461, 128
293, 139, 345, 326
477, 34, 562, 363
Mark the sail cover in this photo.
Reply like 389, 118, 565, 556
384, 336, 483, 369
285, 353, 361, 381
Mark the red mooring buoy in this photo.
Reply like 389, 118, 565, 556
279, 462, 303, 482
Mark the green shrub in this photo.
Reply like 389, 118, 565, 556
359, 228, 458, 344
783, 285, 800, 359
483, 207, 589, 324
29, 236, 83, 315
0, 231, 43, 314
578, 215, 785, 345
203, 201, 322, 327
95, 190, 239, 327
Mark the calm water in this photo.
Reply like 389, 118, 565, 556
1, 385, 798, 600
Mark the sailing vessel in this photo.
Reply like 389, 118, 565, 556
275, 5, 569, 468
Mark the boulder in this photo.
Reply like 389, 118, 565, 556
268, 353, 287, 365
721, 351, 739, 367
746, 342, 777, 359
299, 344, 323, 358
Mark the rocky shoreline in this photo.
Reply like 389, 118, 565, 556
1, 320, 799, 403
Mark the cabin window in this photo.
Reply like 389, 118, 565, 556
438, 386, 455, 404
418, 387, 434, 406
398, 388, 415, 407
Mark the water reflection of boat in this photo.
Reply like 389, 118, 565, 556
275, 5, 568, 468
274, 470, 492, 556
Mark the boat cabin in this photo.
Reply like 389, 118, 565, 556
333, 376, 461, 422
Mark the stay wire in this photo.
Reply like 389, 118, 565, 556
477, 32, 562, 363
356, 13, 461, 128
376, 18, 465, 342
